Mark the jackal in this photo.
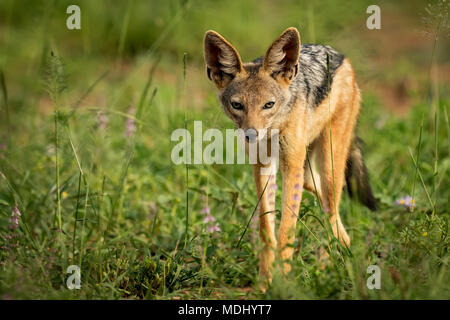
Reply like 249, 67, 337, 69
203, 27, 377, 283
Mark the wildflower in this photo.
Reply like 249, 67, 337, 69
62, 191, 68, 199
5, 206, 21, 250
125, 106, 137, 138
201, 206, 210, 215
203, 214, 216, 223
200, 194, 220, 233
97, 110, 109, 132
207, 223, 221, 233
395, 195, 415, 210
423, 232, 428, 237
8, 206, 21, 229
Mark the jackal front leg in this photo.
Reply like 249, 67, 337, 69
279, 134, 307, 274
253, 162, 278, 284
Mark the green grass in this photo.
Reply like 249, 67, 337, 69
0, 0, 449, 299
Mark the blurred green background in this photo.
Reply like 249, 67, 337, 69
0, 0, 448, 299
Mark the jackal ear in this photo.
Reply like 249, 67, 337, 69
262, 27, 300, 84
204, 30, 244, 89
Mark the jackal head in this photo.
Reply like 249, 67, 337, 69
203, 27, 300, 141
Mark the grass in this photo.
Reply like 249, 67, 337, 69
0, 0, 449, 299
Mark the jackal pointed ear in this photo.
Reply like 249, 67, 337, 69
262, 27, 300, 84
204, 30, 244, 89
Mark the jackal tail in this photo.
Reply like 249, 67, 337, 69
345, 137, 378, 211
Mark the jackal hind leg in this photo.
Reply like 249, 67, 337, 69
316, 106, 358, 249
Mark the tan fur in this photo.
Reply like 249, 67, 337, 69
204, 28, 361, 286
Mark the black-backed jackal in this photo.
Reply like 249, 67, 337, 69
203, 27, 377, 286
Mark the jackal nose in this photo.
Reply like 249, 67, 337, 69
245, 128, 257, 142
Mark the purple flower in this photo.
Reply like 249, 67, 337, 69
203, 214, 216, 223
125, 106, 137, 138
201, 206, 210, 215
201, 194, 220, 233
13, 207, 21, 217
5, 207, 21, 249
8, 206, 21, 229
97, 111, 108, 132
395, 195, 415, 210
207, 223, 221, 233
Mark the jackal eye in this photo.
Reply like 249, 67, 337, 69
231, 101, 244, 110
263, 101, 275, 109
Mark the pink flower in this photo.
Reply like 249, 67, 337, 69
207, 223, 221, 233
8, 206, 21, 229
201, 195, 220, 233
125, 106, 137, 138
12, 206, 21, 217
97, 111, 108, 131
203, 214, 216, 223
201, 206, 210, 215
